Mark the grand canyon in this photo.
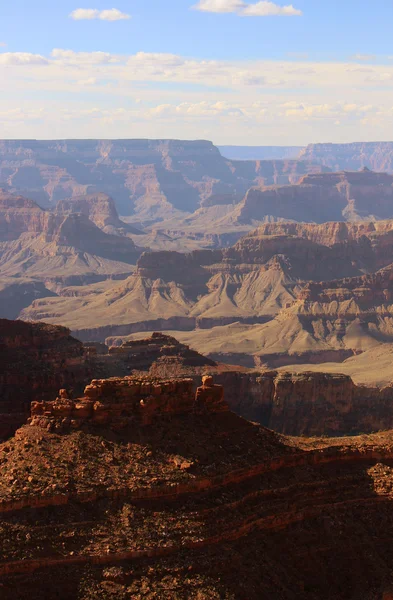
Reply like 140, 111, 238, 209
5, 138, 393, 598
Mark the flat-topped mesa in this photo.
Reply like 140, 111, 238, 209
29, 375, 227, 431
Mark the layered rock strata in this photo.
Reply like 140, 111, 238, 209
3, 376, 393, 598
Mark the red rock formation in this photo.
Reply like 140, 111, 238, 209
29, 375, 226, 431
3, 373, 393, 598
195, 375, 229, 413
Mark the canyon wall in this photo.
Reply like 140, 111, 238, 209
0, 319, 96, 439
212, 370, 393, 436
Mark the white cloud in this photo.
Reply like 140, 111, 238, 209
193, 0, 245, 12
0, 52, 48, 65
70, 8, 131, 21
99, 9, 131, 20
193, 0, 301, 16
242, 2, 302, 16
0, 42, 7, 48
70, 8, 99, 19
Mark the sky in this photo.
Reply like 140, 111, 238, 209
2, 0, 393, 144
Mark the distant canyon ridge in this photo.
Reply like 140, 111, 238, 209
1, 139, 393, 222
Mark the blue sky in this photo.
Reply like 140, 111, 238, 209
1, 1, 393, 144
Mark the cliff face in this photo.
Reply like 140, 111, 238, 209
0, 319, 94, 439
3, 375, 393, 599
214, 369, 393, 436
300, 141, 393, 172
0, 139, 328, 217
228, 170, 393, 224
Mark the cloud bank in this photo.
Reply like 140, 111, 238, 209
2, 48, 393, 143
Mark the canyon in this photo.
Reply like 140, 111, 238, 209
5, 140, 393, 437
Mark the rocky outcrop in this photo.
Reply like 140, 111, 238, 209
244, 262, 393, 366
29, 375, 227, 432
108, 332, 216, 372
0, 191, 143, 289
25, 218, 393, 336
0, 279, 56, 319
